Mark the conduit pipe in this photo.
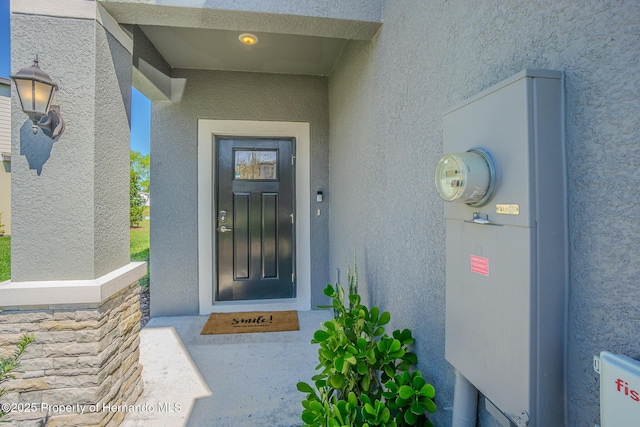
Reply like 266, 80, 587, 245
452, 369, 478, 427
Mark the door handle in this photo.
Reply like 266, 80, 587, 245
218, 225, 233, 233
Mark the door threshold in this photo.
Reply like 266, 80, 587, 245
206, 298, 310, 314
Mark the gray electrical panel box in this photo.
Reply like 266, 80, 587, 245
440, 70, 567, 426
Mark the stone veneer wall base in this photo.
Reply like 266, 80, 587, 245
0, 281, 144, 427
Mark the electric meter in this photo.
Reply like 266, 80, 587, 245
434, 148, 497, 206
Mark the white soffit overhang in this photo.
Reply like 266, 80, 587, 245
99, 0, 382, 76
139, 26, 347, 76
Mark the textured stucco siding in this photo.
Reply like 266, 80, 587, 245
328, 1, 639, 426
150, 70, 329, 316
0, 94, 10, 152
0, 162, 9, 236
93, 24, 132, 278
0, 92, 10, 235
10, 12, 131, 281
11, 14, 97, 281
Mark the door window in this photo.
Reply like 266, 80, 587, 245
234, 150, 278, 180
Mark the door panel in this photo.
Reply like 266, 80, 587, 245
262, 193, 278, 279
216, 138, 295, 301
233, 193, 250, 279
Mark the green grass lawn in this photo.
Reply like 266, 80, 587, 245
130, 219, 150, 288
0, 221, 150, 284
130, 219, 150, 262
0, 236, 10, 282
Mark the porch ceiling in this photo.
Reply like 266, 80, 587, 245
99, 0, 382, 76
138, 26, 347, 76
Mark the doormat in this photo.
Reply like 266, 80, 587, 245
200, 310, 299, 335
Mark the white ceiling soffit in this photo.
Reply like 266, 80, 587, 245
99, 0, 383, 40
99, 1, 382, 76
140, 26, 347, 76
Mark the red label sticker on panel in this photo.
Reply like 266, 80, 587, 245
470, 255, 489, 276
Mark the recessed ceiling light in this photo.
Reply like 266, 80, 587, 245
239, 33, 259, 45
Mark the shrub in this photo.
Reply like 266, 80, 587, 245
298, 269, 436, 427
0, 334, 35, 420
130, 170, 145, 228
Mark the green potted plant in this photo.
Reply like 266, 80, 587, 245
298, 261, 436, 427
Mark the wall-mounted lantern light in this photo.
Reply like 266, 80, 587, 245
11, 55, 65, 138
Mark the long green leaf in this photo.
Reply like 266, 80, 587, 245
370, 306, 380, 322
404, 352, 418, 364
424, 398, 437, 413
398, 385, 415, 399
301, 410, 317, 424
357, 337, 368, 350
331, 373, 345, 388
412, 376, 425, 390
309, 401, 323, 412
297, 382, 314, 393
379, 311, 391, 325
314, 330, 331, 342
410, 400, 423, 415
321, 349, 335, 360
323, 285, 336, 296
348, 392, 358, 407
397, 360, 411, 371
366, 349, 377, 364
362, 373, 371, 391
419, 384, 436, 399
384, 364, 395, 378
361, 394, 372, 405
324, 321, 336, 331
364, 403, 376, 415
357, 362, 368, 375
390, 349, 405, 359
389, 339, 401, 353
381, 407, 391, 423
404, 408, 418, 424
385, 379, 398, 392
400, 328, 414, 344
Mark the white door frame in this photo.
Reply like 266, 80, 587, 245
197, 120, 311, 314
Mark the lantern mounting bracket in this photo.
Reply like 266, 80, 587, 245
34, 105, 65, 138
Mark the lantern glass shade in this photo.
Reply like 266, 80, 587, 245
11, 60, 58, 123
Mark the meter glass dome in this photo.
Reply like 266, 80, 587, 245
434, 149, 497, 206
435, 155, 463, 201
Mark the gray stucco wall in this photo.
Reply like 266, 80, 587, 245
150, 69, 329, 316
93, 21, 133, 279
10, 12, 131, 281
328, 1, 639, 426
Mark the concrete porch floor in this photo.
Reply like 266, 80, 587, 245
121, 310, 331, 427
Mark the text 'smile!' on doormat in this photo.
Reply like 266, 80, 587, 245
200, 310, 299, 335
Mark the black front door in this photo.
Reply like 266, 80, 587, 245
216, 137, 295, 301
